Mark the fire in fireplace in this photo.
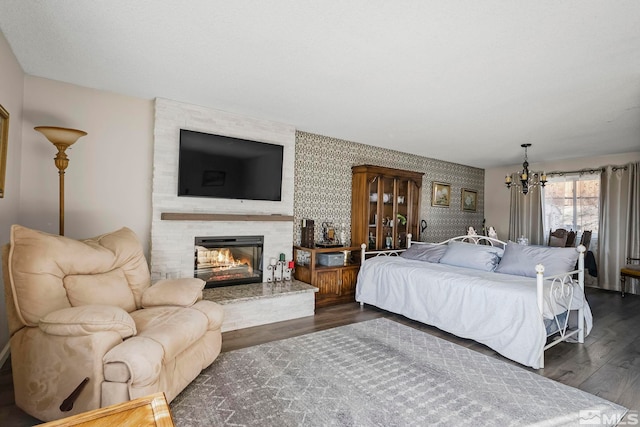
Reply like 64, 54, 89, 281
194, 236, 263, 288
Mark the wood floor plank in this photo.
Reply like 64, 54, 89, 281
578, 364, 640, 410
1, 287, 638, 426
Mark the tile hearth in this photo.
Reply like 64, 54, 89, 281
202, 281, 318, 332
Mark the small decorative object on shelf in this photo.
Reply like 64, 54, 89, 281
301, 219, 315, 248
317, 221, 342, 247
267, 260, 292, 282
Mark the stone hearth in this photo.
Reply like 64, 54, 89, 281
203, 280, 317, 332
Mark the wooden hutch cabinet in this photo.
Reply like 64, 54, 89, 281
351, 165, 423, 251
293, 245, 361, 308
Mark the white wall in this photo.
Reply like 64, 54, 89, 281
0, 29, 25, 362
485, 151, 640, 240
19, 76, 154, 252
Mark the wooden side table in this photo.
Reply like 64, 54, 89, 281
37, 393, 174, 426
293, 245, 361, 307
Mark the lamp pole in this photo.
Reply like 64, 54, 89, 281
34, 126, 87, 235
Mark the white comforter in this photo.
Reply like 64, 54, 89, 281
355, 256, 593, 369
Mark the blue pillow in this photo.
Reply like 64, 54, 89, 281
400, 243, 448, 263
495, 241, 580, 278
439, 241, 504, 272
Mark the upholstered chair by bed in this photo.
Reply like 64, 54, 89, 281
565, 230, 577, 247
548, 228, 569, 247
2, 225, 224, 422
579, 230, 592, 252
621, 257, 640, 297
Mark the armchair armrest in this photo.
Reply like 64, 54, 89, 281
141, 278, 205, 308
39, 305, 136, 338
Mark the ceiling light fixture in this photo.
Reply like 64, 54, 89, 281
504, 143, 547, 195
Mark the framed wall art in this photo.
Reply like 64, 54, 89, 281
461, 188, 477, 212
0, 103, 9, 198
431, 182, 451, 207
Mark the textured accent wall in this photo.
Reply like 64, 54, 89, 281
294, 131, 484, 245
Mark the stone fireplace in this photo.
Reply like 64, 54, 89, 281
150, 98, 296, 283
195, 235, 264, 288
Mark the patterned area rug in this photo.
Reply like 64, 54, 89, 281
171, 318, 627, 426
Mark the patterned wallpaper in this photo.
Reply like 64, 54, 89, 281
294, 131, 485, 245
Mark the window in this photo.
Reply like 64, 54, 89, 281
543, 173, 599, 250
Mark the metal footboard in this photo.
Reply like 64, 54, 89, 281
536, 245, 586, 368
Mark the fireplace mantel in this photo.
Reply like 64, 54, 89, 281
161, 213, 294, 222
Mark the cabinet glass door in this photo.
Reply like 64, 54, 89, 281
367, 176, 379, 249
382, 177, 395, 249
396, 179, 410, 248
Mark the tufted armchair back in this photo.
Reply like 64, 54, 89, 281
6, 225, 151, 331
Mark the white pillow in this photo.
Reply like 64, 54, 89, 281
400, 243, 448, 263
439, 241, 504, 272
495, 241, 580, 278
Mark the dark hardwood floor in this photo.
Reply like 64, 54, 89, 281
1, 287, 638, 425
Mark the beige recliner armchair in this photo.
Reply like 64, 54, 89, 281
2, 225, 224, 422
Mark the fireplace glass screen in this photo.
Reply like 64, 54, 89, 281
195, 236, 263, 288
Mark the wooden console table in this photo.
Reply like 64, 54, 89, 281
293, 246, 361, 308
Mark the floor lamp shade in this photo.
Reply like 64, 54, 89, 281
34, 126, 87, 236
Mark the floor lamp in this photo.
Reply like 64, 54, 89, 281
34, 126, 87, 236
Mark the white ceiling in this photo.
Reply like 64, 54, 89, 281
1, 1, 639, 168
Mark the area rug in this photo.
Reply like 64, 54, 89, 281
170, 318, 627, 426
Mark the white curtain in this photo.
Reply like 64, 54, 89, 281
508, 185, 545, 245
630, 162, 640, 290
598, 162, 639, 293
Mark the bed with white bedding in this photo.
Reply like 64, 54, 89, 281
355, 236, 592, 369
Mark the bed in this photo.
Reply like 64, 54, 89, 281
355, 235, 592, 369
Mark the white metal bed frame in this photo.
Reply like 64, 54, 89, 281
359, 234, 587, 368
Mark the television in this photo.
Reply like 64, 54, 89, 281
178, 129, 284, 201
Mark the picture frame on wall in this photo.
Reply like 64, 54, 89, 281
461, 188, 477, 212
0, 103, 9, 198
431, 182, 451, 207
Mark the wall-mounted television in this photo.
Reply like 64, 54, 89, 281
178, 129, 284, 201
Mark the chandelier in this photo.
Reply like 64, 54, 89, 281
504, 143, 547, 195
